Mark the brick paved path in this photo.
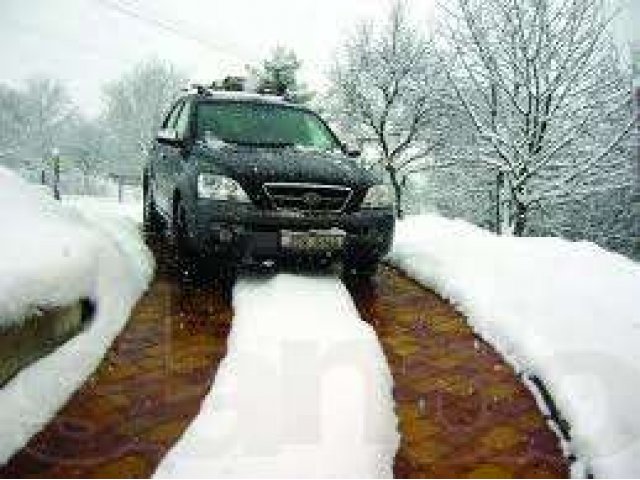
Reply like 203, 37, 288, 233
1, 261, 568, 478
0, 271, 233, 478
347, 267, 568, 478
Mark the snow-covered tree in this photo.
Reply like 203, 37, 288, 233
248, 47, 312, 103
20, 78, 76, 171
0, 78, 77, 180
0, 84, 24, 166
63, 118, 109, 191
328, 1, 449, 217
102, 58, 186, 176
437, 0, 638, 235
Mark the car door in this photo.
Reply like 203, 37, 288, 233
153, 99, 185, 215
162, 99, 194, 219
170, 97, 194, 182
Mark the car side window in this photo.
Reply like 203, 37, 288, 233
162, 100, 184, 129
174, 100, 192, 140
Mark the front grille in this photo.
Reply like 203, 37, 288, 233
263, 183, 352, 213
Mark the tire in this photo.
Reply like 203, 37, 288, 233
344, 259, 379, 280
204, 256, 237, 278
143, 178, 164, 236
171, 201, 197, 280
202, 256, 237, 302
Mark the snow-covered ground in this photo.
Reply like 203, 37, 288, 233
63, 194, 142, 225
0, 167, 153, 464
6, 174, 637, 478
155, 274, 399, 478
388, 214, 640, 478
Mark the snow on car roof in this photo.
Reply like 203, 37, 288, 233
194, 90, 293, 106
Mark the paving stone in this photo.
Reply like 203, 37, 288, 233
1, 260, 568, 478
0, 268, 233, 479
347, 266, 569, 478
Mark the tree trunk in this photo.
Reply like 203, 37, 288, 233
499, 176, 513, 235
512, 200, 527, 236
387, 166, 403, 218
53, 155, 61, 201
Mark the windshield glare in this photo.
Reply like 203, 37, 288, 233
196, 101, 340, 150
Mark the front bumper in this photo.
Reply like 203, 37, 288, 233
187, 200, 395, 264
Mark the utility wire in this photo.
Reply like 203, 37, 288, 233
94, 0, 247, 63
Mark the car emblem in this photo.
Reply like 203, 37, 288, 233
302, 192, 322, 208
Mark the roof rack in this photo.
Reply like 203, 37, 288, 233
183, 77, 250, 96
181, 78, 294, 103
182, 83, 215, 96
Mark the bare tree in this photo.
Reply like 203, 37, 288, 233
0, 84, 24, 165
102, 58, 186, 176
437, 0, 637, 235
19, 78, 76, 174
328, 1, 447, 217
64, 118, 109, 192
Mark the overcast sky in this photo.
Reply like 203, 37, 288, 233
0, 0, 635, 117
0, 0, 435, 116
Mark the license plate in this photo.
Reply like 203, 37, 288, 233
281, 229, 346, 252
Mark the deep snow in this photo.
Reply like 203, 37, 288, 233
63, 194, 143, 225
0, 176, 101, 326
155, 274, 399, 478
0, 168, 153, 464
388, 214, 640, 478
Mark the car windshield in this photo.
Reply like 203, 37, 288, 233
196, 101, 341, 150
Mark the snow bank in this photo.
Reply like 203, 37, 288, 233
0, 167, 153, 464
63, 194, 142, 225
388, 214, 640, 478
155, 274, 399, 478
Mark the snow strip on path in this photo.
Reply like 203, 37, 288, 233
388, 214, 640, 478
0, 168, 154, 464
155, 274, 399, 478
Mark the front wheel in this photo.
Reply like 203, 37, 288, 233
170, 202, 198, 280
143, 178, 164, 236
343, 259, 380, 279
200, 255, 237, 302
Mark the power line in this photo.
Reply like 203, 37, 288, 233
93, 0, 247, 63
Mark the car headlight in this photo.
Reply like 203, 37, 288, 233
197, 174, 250, 202
362, 184, 394, 208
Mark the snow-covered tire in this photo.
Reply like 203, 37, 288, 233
170, 202, 198, 280
344, 259, 379, 279
202, 257, 237, 302
203, 256, 237, 281
143, 179, 164, 236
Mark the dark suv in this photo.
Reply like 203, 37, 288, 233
143, 90, 395, 278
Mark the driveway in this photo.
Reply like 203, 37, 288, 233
0, 248, 568, 478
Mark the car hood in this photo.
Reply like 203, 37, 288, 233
194, 142, 379, 190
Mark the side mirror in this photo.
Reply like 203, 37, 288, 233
156, 128, 183, 147
343, 143, 361, 158
347, 149, 362, 158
